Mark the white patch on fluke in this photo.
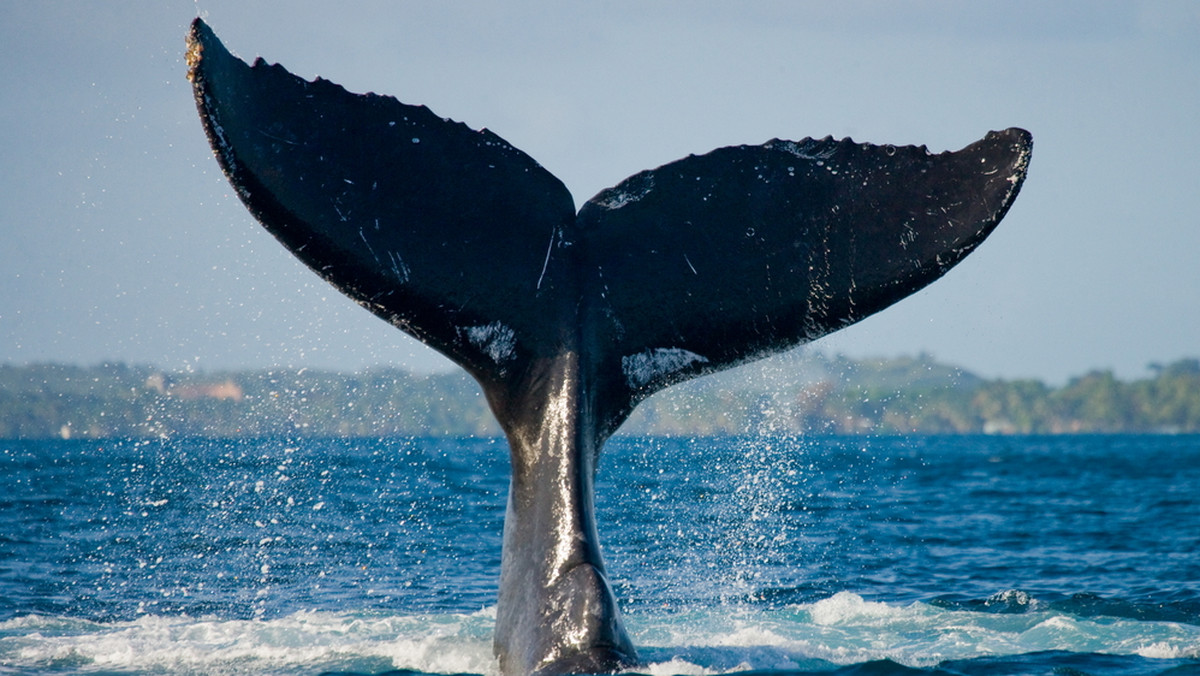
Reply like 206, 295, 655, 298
465, 322, 517, 365
770, 138, 839, 161
622, 348, 709, 389
594, 174, 655, 210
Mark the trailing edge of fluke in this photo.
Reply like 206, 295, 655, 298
186, 17, 1031, 676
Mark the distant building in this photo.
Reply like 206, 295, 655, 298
145, 373, 244, 402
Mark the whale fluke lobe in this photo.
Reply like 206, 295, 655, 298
187, 17, 1030, 676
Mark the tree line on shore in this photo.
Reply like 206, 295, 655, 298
2, 354, 1199, 439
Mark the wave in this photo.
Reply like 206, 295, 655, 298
3, 593, 1197, 675
0, 608, 497, 675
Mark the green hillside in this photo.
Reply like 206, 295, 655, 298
3, 354, 1199, 439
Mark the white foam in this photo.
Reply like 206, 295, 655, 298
0, 610, 500, 676
639, 656, 718, 676
1138, 641, 1188, 659
4, 597, 1198, 674
807, 591, 909, 626
627, 593, 1200, 670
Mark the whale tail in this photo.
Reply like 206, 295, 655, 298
187, 18, 1030, 676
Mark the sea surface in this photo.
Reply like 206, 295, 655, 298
2, 435, 1198, 675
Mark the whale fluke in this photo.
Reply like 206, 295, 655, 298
186, 17, 1030, 676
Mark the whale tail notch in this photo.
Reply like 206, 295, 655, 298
187, 17, 1030, 676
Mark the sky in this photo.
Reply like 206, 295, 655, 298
1, 1, 1197, 384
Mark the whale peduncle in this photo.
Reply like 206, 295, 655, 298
490, 351, 637, 675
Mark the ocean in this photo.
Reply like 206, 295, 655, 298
2, 435, 1198, 675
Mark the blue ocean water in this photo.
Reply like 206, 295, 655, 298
2, 434, 1198, 675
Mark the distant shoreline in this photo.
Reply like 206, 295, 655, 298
3, 355, 1199, 439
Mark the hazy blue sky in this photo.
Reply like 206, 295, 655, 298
2, 1, 1197, 383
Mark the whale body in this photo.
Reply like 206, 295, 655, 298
186, 18, 1030, 676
